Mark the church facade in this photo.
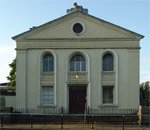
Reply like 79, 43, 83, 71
13, 6, 144, 113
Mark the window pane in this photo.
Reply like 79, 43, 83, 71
76, 62, 80, 71
70, 54, 86, 71
103, 86, 113, 104
80, 56, 85, 61
43, 65, 48, 72
76, 55, 80, 61
42, 86, 53, 105
49, 59, 53, 66
70, 62, 75, 71
49, 65, 54, 72
103, 53, 113, 71
81, 62, 86, 71
43, 54, 54, 72
71, 57, 75, 61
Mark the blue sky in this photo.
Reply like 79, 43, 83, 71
0, 0, 149, 83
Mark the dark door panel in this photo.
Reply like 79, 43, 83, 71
69, 86, 86, 114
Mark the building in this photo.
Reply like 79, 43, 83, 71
12, 4, 144, 114
0, 83, 16, 108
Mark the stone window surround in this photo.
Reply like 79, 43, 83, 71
71, 22, 86, 36
38, 50, 57, 107
99, 49, 119, 107
38, 49, 118, 108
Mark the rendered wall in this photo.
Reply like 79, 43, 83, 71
15, 13, 141, 110
16, 48, 140, 109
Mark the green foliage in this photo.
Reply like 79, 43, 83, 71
7, 58, 16, 87
140, 81, 150, 106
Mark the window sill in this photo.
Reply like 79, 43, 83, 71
99, 104, 118, 108
68, 71, 88, 75
102, 71, 115, 73
41, 72, 54, 75
38, 105, 56, 108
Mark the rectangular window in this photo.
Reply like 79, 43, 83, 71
0, 97, 5, 107
103, 86, 113, 104
42, 86, 53, 105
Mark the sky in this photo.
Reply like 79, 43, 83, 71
0, 0, 149, 83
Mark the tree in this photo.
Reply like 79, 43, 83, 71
140, 81, 150, 106
7, 58, 16, 87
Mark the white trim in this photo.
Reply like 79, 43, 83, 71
88, 83, 91, 107
65, 50, 91, 109
99, 49, 118, 106
38, 50, 57, 106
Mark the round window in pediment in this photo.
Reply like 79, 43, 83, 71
73, 23, 83, 34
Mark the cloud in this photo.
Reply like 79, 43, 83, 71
0, 44, 16, 83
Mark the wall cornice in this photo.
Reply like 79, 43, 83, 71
16, 48, 140, 51
22, 38, 140, 42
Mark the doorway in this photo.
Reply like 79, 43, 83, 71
69, 86, 86, 114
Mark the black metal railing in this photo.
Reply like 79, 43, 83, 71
0, 113, 149, 129
9, 107, 139, 115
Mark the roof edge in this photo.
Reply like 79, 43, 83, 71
12, 11, 144, 41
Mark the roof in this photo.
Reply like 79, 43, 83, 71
12, 11, 144, 40
0, 83, 8, 86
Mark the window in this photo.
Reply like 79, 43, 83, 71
0, 97, 5, 107
73, 23, 83, 34
43, 54, 54, 72
42, 86, 53, 105
103, 53, 113, 71
70, 54, 86, 71
103, 86, 113, 104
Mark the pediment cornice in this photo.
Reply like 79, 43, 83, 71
20, 37, 140, 42
12, 11, 144, 41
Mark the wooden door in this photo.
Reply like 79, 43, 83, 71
69, 86, 86, 114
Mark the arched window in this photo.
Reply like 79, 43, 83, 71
103, 53, 113, 71
70, 54, 86, 71
43, 54, 54, 72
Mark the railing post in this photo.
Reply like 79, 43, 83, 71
92, 115, 94, 129
1, 114, 3, 127
87, 106, 89, 114
31, 114, 33, 128
61, 106, 63, 114
122, 115, 124, 129
61, 114, 63, 129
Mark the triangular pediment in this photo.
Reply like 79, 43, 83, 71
12, 11, 144, 41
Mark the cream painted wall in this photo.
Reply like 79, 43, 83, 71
16, 48, 140, 109
27, 17, 130, 39
14, 12, 142, 110
16, 51, 27, 108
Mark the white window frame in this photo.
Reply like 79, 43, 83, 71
102, 86, 114, 105
70, 54, 86, 72
42, 86, 54, 105
103, 53, 114, 71
43, 54, 54, 72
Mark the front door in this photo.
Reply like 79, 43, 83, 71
69, 86, 86, 114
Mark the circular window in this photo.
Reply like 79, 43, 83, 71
73, 23, 83, 34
